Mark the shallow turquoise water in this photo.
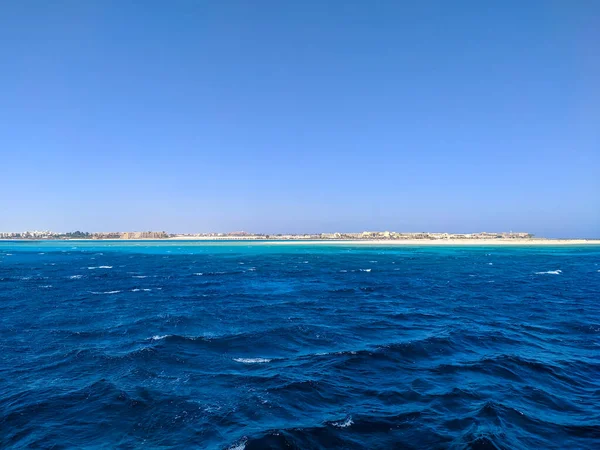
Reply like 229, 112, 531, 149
1, 242, 599, 449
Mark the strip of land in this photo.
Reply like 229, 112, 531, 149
2, 230, 598, 245
164, 237, 599, 245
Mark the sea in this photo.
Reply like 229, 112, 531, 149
1, 241, 599, 449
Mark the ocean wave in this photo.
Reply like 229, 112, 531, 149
535, 270, 562, 275
90, 290, 122, 295
87, 266, 113, 270
240, 411, 425, 449
68, 275, 83, 279
233, 358, 272, 364
331, 416, 353, 428
132, 275, 148, 278
227, 439, 247, 450
360, 268, 372, 272
151, 335, 169, 341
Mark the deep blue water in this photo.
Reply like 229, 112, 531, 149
1, 241, 599, 449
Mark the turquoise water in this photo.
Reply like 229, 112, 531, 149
1, 241, 599, 449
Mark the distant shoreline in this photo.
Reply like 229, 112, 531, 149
2, 238, 599, 246
169, 238, 599, 245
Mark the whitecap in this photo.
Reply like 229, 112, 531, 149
194, 273, 203, 276
132, 275, 147, 279
535, 270, 562, 275
360, 269, 372, 272
227, 440, 247, 450
339, 270, 347, 273
247, 268, 256, 271
132, 288, 141, 292
151, 335, 169, 341
488, 263, 493, 265
332, 416, 353, 428
88, 266, 113, 270
91, 290, 122, 294
69, 275, 83, 279
233, 358, 271, 364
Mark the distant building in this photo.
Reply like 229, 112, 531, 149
121, 231, 168, 239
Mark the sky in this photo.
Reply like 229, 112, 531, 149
1, 1, 599, 237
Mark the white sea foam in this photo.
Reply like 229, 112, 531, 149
227, 440, 247, 450
248, 267, 256, 271
132, 275, 148, 278
360, 269, 372, 272
332, 416, 353, 428
233, 358, 271, 364
88, 266, 113, 270
339, 270, 348, 273
194, 273, 203, 276
91, 290, 122, 294
151, 335, 169, 341
488, 263, 493, 265
69, 275, 83, 279
535, 270, 562, 275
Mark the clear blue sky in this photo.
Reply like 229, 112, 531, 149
1, 1, 598, 237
